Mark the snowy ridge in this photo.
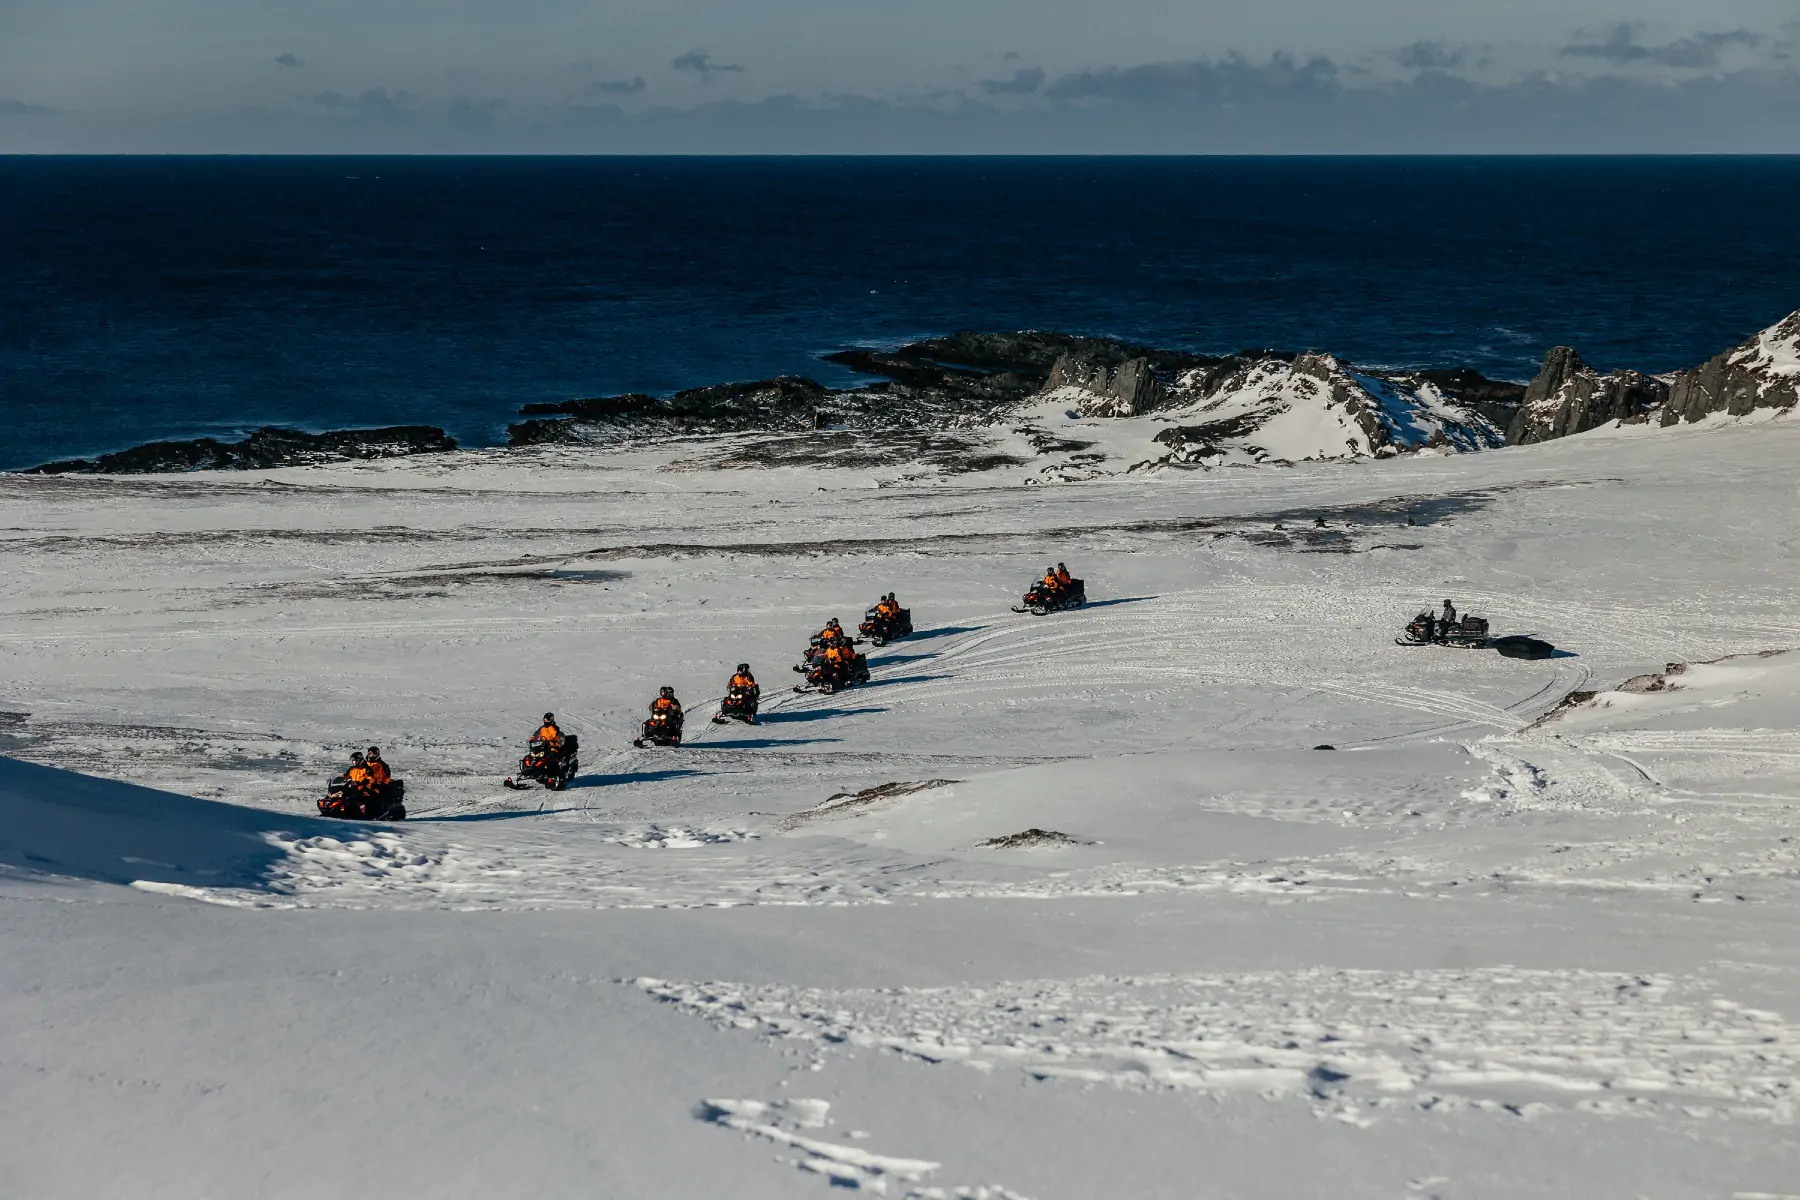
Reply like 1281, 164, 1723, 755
1156, 354, 1503, 465
1726, 310, 1800, 400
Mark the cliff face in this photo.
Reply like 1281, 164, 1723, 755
1506, 310, 1800, 446
1663, 310, 1800, 425
1506, 347, 1669, 446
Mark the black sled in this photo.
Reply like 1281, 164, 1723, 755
505, 734, 580, 790
319, 777, 407, 821
858, 605, 913, 647
713, 687, 759, 725
635, 712, 684, 748
1013, 578, 1086, 615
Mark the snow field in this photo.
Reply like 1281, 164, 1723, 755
5, 419, 1800, 1196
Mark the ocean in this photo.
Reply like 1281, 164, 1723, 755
4, 155, 1799, 471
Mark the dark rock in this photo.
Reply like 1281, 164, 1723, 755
1664, 310, 1800, 425
1506, 347, 1669, 445
1505, 310, 1798, 445
25, 426, 456, 475
1046, 353, 1172, 417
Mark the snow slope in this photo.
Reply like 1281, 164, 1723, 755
4, 418, 1800, 1197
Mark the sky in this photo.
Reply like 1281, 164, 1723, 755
2, 0, 1799, 152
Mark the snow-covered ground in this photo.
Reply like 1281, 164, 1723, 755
3, 419, 1799, 1197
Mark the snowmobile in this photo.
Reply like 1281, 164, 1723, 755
1013, 577, 1086, 615
793, 630, 857, 673
318, 775, 407, 821
859, 604, 913, 646
1397, 610, 1490, 649
795, 651, 871, 695
713, 686, 759, 725
504, 734, 580, 791
635, 710, 684, 748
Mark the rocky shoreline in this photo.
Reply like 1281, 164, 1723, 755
24, 426, 458, 476
506, 331, 1525, 458
20, 311, 1796, 474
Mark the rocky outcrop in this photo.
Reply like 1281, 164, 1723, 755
1147, 353, 1506, 466
504, 328, 1521, 468
1663, 310, 1800, 425
1506, 347, 1669, 445
1044, 353, 1170, 417
510, 377, 832, 445
1506, 310, 1799, 445
511, 331, 1217, 447
25, 426, 456, 475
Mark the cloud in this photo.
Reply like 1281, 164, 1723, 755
275, 52, 304, 69
586, 76, 647, 96
981, 67, 1045, 95
1395, 41, 1468, 71
671, 49, 743, 78
0, 98, 56, 117
447, 96, 507, 127
312, 87, 414, 121
1562, 24, 1764, 68
1047, 52, 1340, 104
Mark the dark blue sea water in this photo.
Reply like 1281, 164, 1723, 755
4, 156, 1799, 471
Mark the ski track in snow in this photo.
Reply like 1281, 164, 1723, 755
696, 1098, 1034, 1198
646, 968, 1800, 1127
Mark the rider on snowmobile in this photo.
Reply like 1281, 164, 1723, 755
1055, 563, 1072, 589
343, 750, 371, 789
728, 665, 759, 698
533, 713, 564, 752
1041, 566, 1062, 596
875, 594, 899, 619
364, 747, 392, 787
1437, 599, 1458, 639
650, 687, 683, 720
816, 617, 849, 647
821, 642, 854, 677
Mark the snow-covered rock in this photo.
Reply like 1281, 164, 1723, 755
1145, 352, 1504, 466
1665, 308, 1800, 424
1507, 309, 1800, 444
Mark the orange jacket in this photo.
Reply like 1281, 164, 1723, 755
345, 764, 371, 787
1043, 572, 1059, 589
817, 626, 845, 645
365, 759, 392, 786
729, 673, 757, 691
535, 724, 563, 748
650, 697, 682, 717
1055, 568, 1071, 587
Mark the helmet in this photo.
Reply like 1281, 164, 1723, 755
350, 750, 365, 762
543, 712, 555, 722
827, 618, 840, 628
1443, 599, 1453, 606
736, 663, 749, 674
660, 686, 675, 698
366, 746, 380, 757
1057, 562, 1067, 570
